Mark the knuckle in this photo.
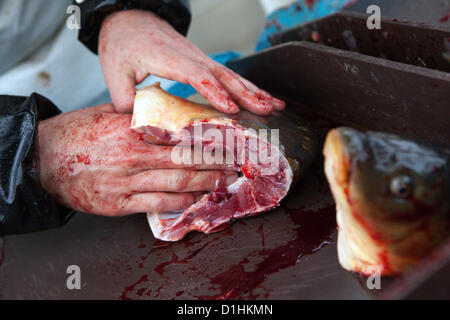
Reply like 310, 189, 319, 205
170, 172, 189, 192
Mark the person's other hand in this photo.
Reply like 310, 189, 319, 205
98, 10, 285, 115
37, 105, 237, 216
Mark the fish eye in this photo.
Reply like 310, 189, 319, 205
390, 175, 414, 198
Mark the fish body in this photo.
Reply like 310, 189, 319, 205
324, 127, 450, 275
131, 84, 318, 241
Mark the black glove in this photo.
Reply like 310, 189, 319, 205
77, 0, 191, 54
0, 94, 75, 235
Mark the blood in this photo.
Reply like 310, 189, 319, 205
121, 242, 211, 299
440, 13, 450, 23
92, 113, 105, 124
152, 239, 171, 249
272, 19, 282, 31
241, 164, 257, 179
135, 132, 145, 141
305, 0, 317, 9
311, 31, 321, 43
162, 242, 211, 275
210, 187, 232, 203
344, 0, 358, 8
76, 154, 91, 165
196, 205, 337, 300
120, 275, 150, 300
119, 203, 336, 300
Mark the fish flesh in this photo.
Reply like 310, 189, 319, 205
323, 127, 450, 275
131, 84, 318, 241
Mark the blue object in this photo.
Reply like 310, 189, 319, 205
168, 0, 353, 98
256, 0, 354, 51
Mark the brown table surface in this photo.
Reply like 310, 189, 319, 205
1, 154, 389, 300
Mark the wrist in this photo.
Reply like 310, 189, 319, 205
34, 120, 44, 187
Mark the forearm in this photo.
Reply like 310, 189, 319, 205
0, 94, 74, 235
76, 0, 191, 53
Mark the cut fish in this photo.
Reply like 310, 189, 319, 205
131, 84, 318, 241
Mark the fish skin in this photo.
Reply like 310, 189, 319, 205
132, 85, 319, 241
324, 127, 450, 275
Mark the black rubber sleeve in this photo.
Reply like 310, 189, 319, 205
0, 94, 75, 235
77, 0, 191, 54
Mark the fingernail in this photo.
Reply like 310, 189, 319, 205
226, 99, 240, 114
272, 98, 285, 110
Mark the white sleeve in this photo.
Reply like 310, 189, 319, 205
258, 0, 295, 16
0, 0, 71, 74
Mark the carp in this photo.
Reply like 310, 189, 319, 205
324, 127, 450, 275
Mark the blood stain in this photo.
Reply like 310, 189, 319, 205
76, 154, 91, 165
196, 205, 337, 299
440, 13, 450, 23
305, 0, 317, 9
120, 191, 336, 300
176, 291, 184, 297
120, 274, 150, 300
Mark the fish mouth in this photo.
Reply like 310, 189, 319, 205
323, 127, 365, 198
323, 129, 353, 191
324, 128, 387, 275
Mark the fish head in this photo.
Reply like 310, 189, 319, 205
324, 127, 450, 275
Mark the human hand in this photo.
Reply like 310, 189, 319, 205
37, 104, 237, 216
98, 10, 285, 115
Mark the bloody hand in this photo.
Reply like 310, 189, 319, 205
98, 10, 285, 115
37, 104, 236, 216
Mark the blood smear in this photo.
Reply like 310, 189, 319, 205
195, 206, 336, 300
305, 0, 317, 9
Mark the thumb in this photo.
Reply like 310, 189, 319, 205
105, 68, 137, 114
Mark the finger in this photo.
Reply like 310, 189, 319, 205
125, 143, 234, 171
158, 23, 210, 63
238, 76, 286, 111
102, 63, 136, 114
129, 170, 238, 193
150, 31, 278, 113
212, 64, 285, 111
149, 28, 286, 113
137, 132, 172, 146
138, 46, 240, 114
123, 192, 204, 214
211, 68, 274, 116
152, 37, 284, 114
189, 68, 240, 114
84, 104, 116, 114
